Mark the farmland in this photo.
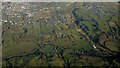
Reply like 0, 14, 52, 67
2, 2, 120, 67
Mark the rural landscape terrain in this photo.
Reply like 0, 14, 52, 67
2, 2, 120, 67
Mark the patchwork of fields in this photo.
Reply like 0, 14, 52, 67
2, 2, 120, 67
